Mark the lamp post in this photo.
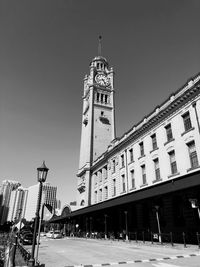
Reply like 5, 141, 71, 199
104, 214, 107, 239
29, 161, 49, 266
35, 201, 45, 264
89, 217, 92, 237
124, 211, 128, 241
154, 205, 162, 243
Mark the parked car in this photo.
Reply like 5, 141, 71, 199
20, 233, 34, 245
19, 230, 32, 239
46, 230, 54, 238
46, 230, 62, 239
40, 232, 46, 237
53, 231, 62, 239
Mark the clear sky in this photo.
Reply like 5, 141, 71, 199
1, 0, 200, 208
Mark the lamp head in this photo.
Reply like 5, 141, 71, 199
189, 198, 199, 208
37, 161, 49, 183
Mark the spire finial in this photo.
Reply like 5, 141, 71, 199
98, 35, 102, 56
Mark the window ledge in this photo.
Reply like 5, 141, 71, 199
187, 166, 200, 172
120, 166, 125, 170
128, 160, 135, 165
181, 127, 195, 136
120, 190, 126, 195
129, 187, 136, 191
138, 154, 146, 160
164, 138, 175, 146
168, 172, 180, 179
140, 183, 148, 188
152, 178, 162, 184
150, 147, 159, 153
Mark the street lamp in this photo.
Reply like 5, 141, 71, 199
189, 199, 200, 220
154, 205, 162, 243
29, 161, 49, 266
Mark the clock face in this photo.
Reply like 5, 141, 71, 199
95, 74, 110, 86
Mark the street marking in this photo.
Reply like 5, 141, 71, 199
63, 253, 200, 267
152, 263, 181, 267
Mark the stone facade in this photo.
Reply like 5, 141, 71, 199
77, 54, 200, 213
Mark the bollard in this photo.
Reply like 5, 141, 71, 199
128, 232, 131, 242
142, 231, 145, 243
135, 232, 138, 243
182, 232, 186, 248
196, 232, 200, 249
170, 232, 174, 247
151, 232, 153, 244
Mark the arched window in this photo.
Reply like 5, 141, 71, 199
80, 200, 85, 206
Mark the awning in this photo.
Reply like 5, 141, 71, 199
49, 170, 200, 223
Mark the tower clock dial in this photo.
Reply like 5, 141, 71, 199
95, 74, 110, 87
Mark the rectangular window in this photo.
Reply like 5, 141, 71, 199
122, 174, 126, 192
139, 142, 144, 157
94, 191, 97, 203
141, 165, 146, 184
187, 141, 199, 168
97, 92, 100, 102
129, 148, 134, 162
113, 179, 116, 196
130, 169, 135, 188
98, 170, 102, 182
165, 124, 173, 142
105, 95, 108, 104
104, 166, 108, 180
121, 154, 125, 168
104, 186, 108, 200
95, 173, 98, 185
169, 150, 178, 174
154, 158, 160, 180
112, 159, 116, 173
151, 134, 158, 150
182, 112, 192, 131
99, 189, 102, 202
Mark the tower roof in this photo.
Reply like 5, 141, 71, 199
90, 56, 108, 67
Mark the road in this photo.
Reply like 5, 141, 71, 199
27, 237, 200, 267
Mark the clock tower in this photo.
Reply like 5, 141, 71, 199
77, 55, 116, 206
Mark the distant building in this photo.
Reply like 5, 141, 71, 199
23, 184, 39, 221
7, 186, 28, 223
0, 180, 21, 224
56, 199, 61, 210
43, 183, 57, 212
24, 182, 57, 221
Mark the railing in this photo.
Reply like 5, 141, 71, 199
70, 230, 200, 249
0, 232, 14, 266
128, 231, 200, 248
17, 242, 45, 266
17, 242, 31, 262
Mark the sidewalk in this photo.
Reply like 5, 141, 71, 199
72, 236, 200, 252
36, 236, 200, 267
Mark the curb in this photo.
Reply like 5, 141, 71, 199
64, 253, 200, 267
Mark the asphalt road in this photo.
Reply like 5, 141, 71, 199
27, 237, 200, 267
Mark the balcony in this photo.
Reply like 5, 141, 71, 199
77, 181, 86, 193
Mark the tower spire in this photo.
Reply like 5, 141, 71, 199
98, 35, 102, 56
